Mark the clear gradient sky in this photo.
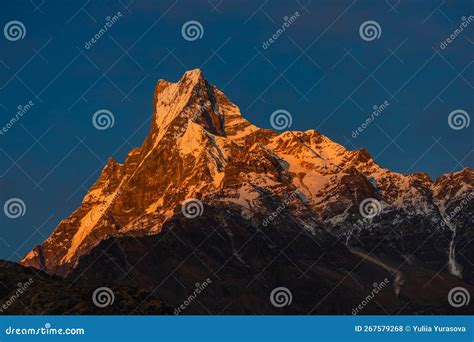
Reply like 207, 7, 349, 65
0, 0, 472, 260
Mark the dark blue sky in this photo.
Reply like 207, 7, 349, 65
0, 0, 472, 261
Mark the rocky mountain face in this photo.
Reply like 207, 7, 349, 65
19, 69, 473, 314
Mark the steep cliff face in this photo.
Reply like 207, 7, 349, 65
21, 70, 265, 273
64, 204, 474, 315
19, 70, 473, 313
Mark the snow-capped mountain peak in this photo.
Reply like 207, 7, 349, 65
20, 70, 473, 284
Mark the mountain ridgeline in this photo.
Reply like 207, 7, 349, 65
17, 69, 473, 314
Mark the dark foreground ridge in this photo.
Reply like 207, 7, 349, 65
0, 261, 169, 315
